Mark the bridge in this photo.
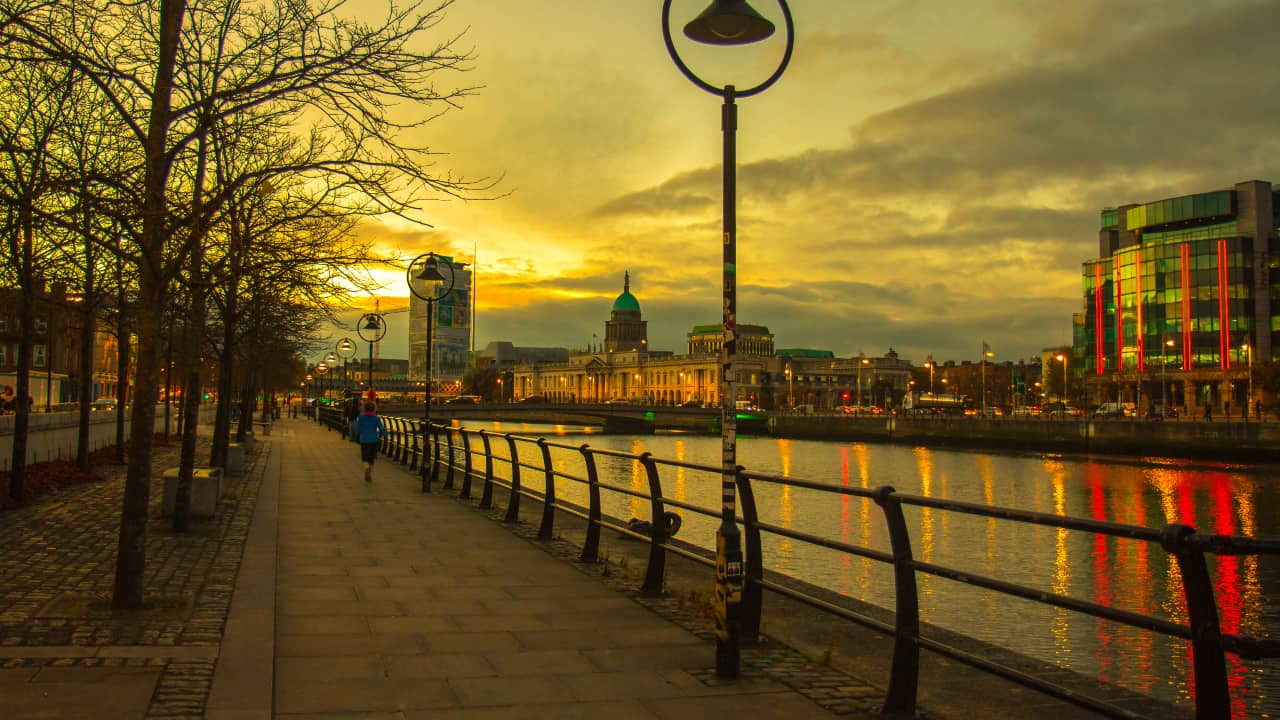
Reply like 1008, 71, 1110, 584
376, 401, 769, 435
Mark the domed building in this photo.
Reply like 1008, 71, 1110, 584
604, 272, 648, 353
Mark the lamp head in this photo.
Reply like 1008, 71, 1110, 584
415, 255, 446, 283
362, 315, 382, 331
684, 0, 774, 45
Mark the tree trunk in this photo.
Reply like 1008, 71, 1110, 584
112, 0, 187, 611
75, 219, 95, 472
7, 210, 36, 505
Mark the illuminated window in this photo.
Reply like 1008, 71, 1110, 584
34, 316, 48, 332
34, 344, 46, 367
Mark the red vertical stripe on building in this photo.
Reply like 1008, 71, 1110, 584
1135, 249, 1144, 372
1115, 263, 1124, 371
1095, 264, 1105, 374
1181, 244, 1192, 370
1218, 240, 1229, 369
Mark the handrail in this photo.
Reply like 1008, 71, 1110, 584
377, 416, 1277, 720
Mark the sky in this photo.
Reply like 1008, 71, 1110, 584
336, 0, 1280, 366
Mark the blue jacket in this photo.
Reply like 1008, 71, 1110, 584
355, 412, 387, 444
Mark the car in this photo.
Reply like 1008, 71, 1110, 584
91, 398, 118, 411
679, 400, 702, 408
1094, 402, 1125, 418
444, 395, 481, 405
603, 397, 630, 405
516, 395, 547, 404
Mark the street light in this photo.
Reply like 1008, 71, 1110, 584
407, 251, 457, 484
356, 313, 387, 395
1055, 353, 1068, 415
314, 362, 329, 420
925, 358, 935, 395
784, 362, 793, 410
980, 343, 994, 415
336, 338, 357, 396
663, 0, 794, 680
1243, 340, 1253, 421
324, 352, 338, 402
857, 356, 870, 408
1162, 337, 1174, 417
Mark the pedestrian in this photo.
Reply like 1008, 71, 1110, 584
1203, 404, 1212, 422
354, 400, 387, 482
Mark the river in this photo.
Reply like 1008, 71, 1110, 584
456, 420, 1279, 718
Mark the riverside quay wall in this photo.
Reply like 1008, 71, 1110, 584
770, 415, 1280, 461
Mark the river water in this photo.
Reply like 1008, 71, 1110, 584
457, 420, 1279, 718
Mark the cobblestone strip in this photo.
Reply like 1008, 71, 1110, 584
473, 499, 894, 717
0, 434, 271, 720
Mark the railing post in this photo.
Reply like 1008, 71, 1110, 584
408, 419, 420, 471
639, 452, 666, 596
1161, 523, 1230, 720
396, 418, 409, 464
391, 418, 403, 463
503, 436, 521, 523
429, 423, 442, 487
874, 485, 920, 718
734, 466, 763, 642
537, 439, 555, 540
579, 444, 601, 563
479, 430, 495, 509
443, 427, 456, 490
459, 430, 473, 499
423, 422, 437, 493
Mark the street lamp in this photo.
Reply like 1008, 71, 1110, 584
356, 313, 387, 395
925, 358, 935, 395
1055, 353, 1068, 415
314, 362, 329, 420
407, 252, 457, 477
857, 356, 870, 408
1162, 337, 1174, 417
1243, 340, 1253, 421
663, 0, 794, 679
324, 352, 338, 402
336, 337, 357, 396
784, 362, 793, 410
980, 343, 994, 415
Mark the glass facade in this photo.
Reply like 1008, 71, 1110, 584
1082, 186, 1274, 385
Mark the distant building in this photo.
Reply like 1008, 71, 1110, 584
1078, 180, 1277, 413
0, 282, 121, 408
504, 276, 913, 410
408, 256, 472, 388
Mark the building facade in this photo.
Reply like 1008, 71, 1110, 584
506, 277, 913, 410
1077, 180, 1278, 414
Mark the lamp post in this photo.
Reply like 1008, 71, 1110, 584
336, 338, 357, 396
784, 362, 793, 410
856, 356, 869, 408
408, 253, 455, 489
314, 362, 328, 422
1162, 337, 1174, 416
926, 359, 935, 395
980, 343, 994, 415
357, 313, 387, 395
324, 352, 338, 403
1244, 340, 1253, 421
1056, 353, 1068, 416
663, 0, 794, 680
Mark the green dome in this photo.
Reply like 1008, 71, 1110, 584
612, 290, 640, 311
612, 271, 640, 311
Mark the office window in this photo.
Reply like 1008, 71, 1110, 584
0, 344, 7, 365
34, 316, 47, 332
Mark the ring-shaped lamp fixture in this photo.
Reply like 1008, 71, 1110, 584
406, 252, 457, 304
315, 362, 328, 374
336, 337, 357, 359
357, 313, 388, 344
662, 0, 794, 98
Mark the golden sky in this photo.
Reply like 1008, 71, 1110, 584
344, 0, 1280, 364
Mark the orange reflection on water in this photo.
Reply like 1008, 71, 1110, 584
913, 447, 935, 566
673, 440, 687, 503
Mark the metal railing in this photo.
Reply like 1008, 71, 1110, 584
320, 406, 1280, 719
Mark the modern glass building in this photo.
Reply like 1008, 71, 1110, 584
1077, 180, 1277, 415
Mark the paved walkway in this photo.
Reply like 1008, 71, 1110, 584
209, 418, 840, 719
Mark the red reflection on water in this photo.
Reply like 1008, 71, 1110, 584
1208, 475, 1247, 719
1087, 467, 1114, 681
